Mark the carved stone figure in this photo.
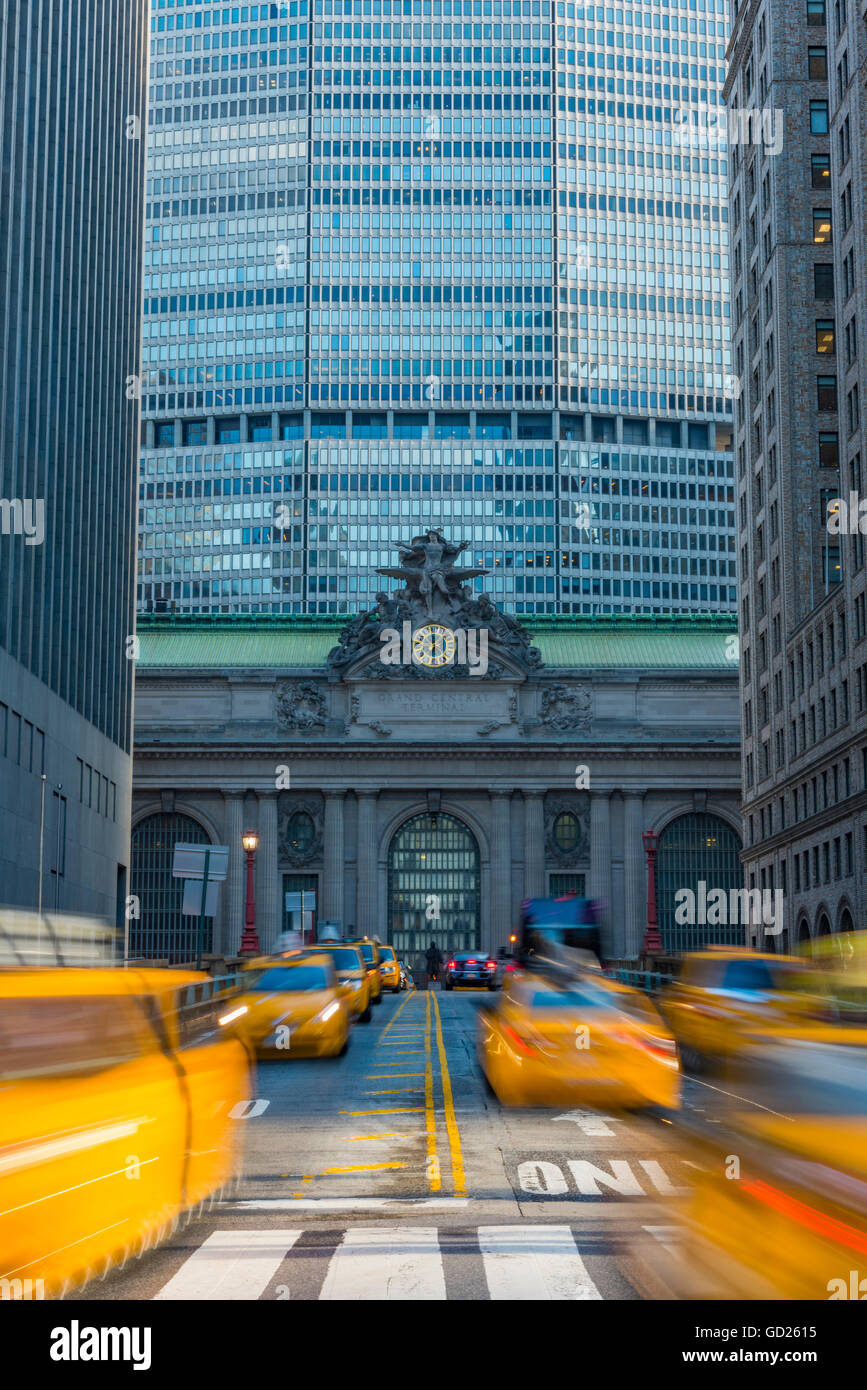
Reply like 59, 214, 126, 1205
326, 530, 543, 674
275, 681, 328, 730
540, 683, 592, 732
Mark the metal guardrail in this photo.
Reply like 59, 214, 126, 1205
602, 967, 674, 992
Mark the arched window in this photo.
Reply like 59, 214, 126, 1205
656, 812, 744, 954
387, 812, 480, 964
553, 811, 581, 853
130, 812, 212, 963
286, 811, 315, 853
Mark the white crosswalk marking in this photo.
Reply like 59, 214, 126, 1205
152, 1226, 615, 1301
154, 1229, 302, 1301
319, 1226, 447, 1301
478, 1225, 603, 1301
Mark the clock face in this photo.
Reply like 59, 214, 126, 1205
412, 623, 456, 667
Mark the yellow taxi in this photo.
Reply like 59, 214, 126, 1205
353, 938, 383, 1006
477, 967, 680, 1110
806, 930, 867, 1023
375, 943, 401, 994
0, 957, 251, 1299
677, 1037, 867, 1299
315, 942, 372, 1022
236, 951, 350, 1057
662, 948, 826, 1072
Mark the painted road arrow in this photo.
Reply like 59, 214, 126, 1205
552, 1109, 619, 1136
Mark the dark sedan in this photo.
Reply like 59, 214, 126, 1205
443, 951, 499, 990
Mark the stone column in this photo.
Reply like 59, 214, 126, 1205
523, 790, 546, 899
223, 792, 245, 956
356, 790, 378, 938
258, 791, 280, 954
590, 790, 613, 954
322, 789, 346, 928
622, 792, 646, 959
490, 790, 513, 948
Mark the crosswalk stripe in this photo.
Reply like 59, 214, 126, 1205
154, 1229, 302, 1301
478, 1225, 603, 1301
319, 1226, 447, 1301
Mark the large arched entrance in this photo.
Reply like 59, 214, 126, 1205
387, 812, 481, 966
656, 812, 744, 954
130, 812, 212, 962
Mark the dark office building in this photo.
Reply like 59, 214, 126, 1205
0, 1, 149, 919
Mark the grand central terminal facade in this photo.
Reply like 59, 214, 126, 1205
130, 533, 744, 965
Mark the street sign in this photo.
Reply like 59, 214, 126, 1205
181, 879, 219, 918
172, 843, 229, 969
172, 844, 229, 881
284, 890, 316, 912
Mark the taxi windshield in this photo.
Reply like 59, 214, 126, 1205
246, 966, 330, 992
359, 943, 377, 963
324, 948, 362, 970
378, 947, 396, 961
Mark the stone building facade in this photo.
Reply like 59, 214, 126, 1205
130, 544, 742, 962
725, 0, 867, 946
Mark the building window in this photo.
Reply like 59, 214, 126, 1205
807, 0, 826, 23
817, 375, 837, 410
808, 45, 828, 77
816, 319, 835, 353
215, 416, 240, 444
154, 422, 174, 448
656, 814, 744, 954
286, 811, 315, 854
553, 812, 581, 854
280, 413, 304, 439
813, 209, 832, 243
811, 153, 831, 189
130, 812, 212, 963
549, 873, 587, 898
183, 420, 207, 446
810, 100, 829, 134
249, 416, 272, 442
814, 263, 834, 299
818, 431, 839, 467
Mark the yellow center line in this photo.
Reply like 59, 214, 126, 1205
424, 992, 441, 1192
431, 991, 467, 1199
341, 1107, 425, 1116
377, 988, 414, 1041
323, 1162, 409, 1174
350, 1133, 413, 1141
363, 1087, 423, 1095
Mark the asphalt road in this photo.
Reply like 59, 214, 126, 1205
77, 987, 734, 1302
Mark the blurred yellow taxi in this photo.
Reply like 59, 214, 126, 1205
678, 1038, 867, 1299
376, 944, 401, 994
807, 930, 867, 1024
236, 952, 349, 1057
315, 943, 371, 1022
662, 948, 825, 1071
477, 969, 679, 1110
354, 938, 383, 1006
0, 965, 251, 1299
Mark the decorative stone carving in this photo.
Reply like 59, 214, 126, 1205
275, 681, 328, 731
277, 792, 324, 865
544, 792, 591, 866
540, 682, 592, 733
476, 690, 519, 736
326, 529, 543, 675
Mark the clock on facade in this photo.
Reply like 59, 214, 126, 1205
412, 623, 457, 667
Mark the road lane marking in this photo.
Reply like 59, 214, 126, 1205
351, 1133, 413, 1141
478, 1225, 603, 1301
364, 1073, 424, 1080
688, 1076, 794, 1120
319, 1227, 446, 1301
363, 1087, 423, 1095
553, 1110, 618, 1136
431, 991, 467, 1199
322, 1162, 409, 1173
154, 1230, 301, 1301
377, 990, 414, 1040
424, 992, 441, 1194
226, 1200, 470, 1211
341, 1107, 425, 1116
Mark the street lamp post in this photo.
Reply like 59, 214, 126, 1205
240, 829, 260, 955
641, 828, 663, 955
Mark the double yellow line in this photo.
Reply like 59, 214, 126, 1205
422, 991, 466, 1199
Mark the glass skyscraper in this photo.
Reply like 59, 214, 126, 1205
139, 0, 735, 617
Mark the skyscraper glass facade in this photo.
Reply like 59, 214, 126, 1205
140, 0, 735, 616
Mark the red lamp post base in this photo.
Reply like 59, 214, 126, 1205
239, 927, 261, 955
641, 925, 663, 953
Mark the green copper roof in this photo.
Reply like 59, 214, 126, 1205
136, 613, 738, 671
